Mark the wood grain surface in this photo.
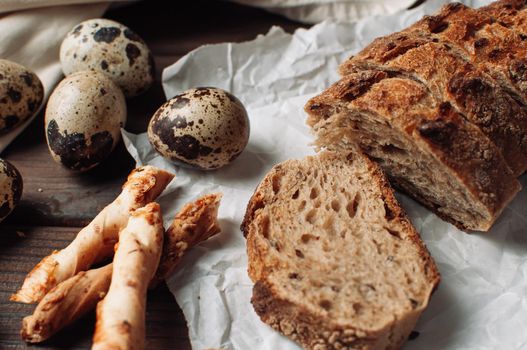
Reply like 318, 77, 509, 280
0, 1, 304, 349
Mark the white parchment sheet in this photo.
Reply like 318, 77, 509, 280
123, 1, 527, 349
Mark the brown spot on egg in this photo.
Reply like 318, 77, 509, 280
3, 161, 22, 205
125, 43, 141, 66
193, 87, 212, 97
100, 60, 109, 70
170, 95, 190, 109
93, 27, 121, 43
173, 115, 188, 129
7, 88, 21, 103
123, 28, 142, 42
151, 117, 212, 160
19, 72, 33, 87
72, 24, 83, 37
47, 119, 114, 171
174, 134, 213, 159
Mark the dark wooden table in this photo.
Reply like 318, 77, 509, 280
0, 2, 305, 349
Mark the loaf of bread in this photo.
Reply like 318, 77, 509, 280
242, 151, 440, 350
306, 0, 525, 231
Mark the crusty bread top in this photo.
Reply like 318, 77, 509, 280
337, 1, 527, 177
481, 0, 527, 32
242, 151, 440, 332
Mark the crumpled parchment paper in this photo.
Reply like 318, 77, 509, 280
122, 1, 527, 349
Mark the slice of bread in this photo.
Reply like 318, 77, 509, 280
242, 151, 440, 350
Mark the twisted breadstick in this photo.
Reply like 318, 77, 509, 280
92, 202, 164, 350
20, 194, 221, 344
11, 166, 174, 304
153, 193, 222, 284
21, 264, 113, 343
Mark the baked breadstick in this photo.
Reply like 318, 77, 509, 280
153, 192, 222, 284
20, 193, 222, 343
11, 166, 174, 304
92, 202, 164, 350
21, 264, 113, 343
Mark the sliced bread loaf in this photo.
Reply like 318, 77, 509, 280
340, 2, 527, 110
305, 72, 521, 231
340, 39, 527, 177
242, 151, 440, 350
338, 3, 527, 176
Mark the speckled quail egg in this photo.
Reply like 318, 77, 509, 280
148, 87, 250, 170
45, 70, 126, 172
0, 159, 22, 223
60, 18, 154, 97
0, 59, 43, 133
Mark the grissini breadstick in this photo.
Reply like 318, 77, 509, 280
152, 192, 222, 285
21, 264, 113, 343
92, 202, 164, 350
20, 193, 222, 344
11, 166, 174, 304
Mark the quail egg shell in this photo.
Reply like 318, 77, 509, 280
148, 87, 250, 170
0, 159, 22, 223
45, 71, 126, 172
0, 59, 43, 133
60, 18, 154, 97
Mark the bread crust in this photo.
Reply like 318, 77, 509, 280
243, 152, 440, 350
402, 43, 527, 176
339, 1, 527, 176
481, 0, 527, 33
340, 27, 527, 176
306, 73, 520, 231
341, 1, 527, 104
305, 70, 388, 129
